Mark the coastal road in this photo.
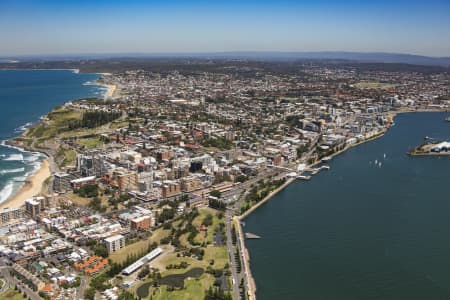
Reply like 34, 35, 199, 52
225, 209, 241, 300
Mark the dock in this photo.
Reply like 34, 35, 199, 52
297, 175, 311, 180
245, 232, 261, 239
306, 165, 330, 175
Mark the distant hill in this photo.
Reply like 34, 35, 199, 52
2, 51, 450, 67
182, 51, 450, 67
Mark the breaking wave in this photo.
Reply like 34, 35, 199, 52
0, 167, 25, 175
2, 154, 23, 161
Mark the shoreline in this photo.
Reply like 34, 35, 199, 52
0, 159, 51, 210
234, 109, 447, 299
0, 68, 80, 73
101, 83, 117, 100
234, 134, 386, 300
0, 69, 109, 210
235, 177, 295, 299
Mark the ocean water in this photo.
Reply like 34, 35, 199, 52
0, 70, 104, 204
244, 112, 450, 300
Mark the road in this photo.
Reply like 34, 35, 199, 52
225, 209, 241, 300
0, 259, 42, 300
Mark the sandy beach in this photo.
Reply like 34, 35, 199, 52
103, 84, 117, 100
0, 160, 51, 210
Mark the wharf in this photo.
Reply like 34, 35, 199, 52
298, 175, 311, 180
245, 233, 261, 239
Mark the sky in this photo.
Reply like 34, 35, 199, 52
0, 0, 449, 57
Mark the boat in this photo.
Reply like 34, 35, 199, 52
298, 175, 312, 180
446, 116, 450, 122
321, 156, 332, 163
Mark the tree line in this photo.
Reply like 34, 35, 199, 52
68, 110, 121, 129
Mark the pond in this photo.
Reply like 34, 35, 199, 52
136, 267, 204, 298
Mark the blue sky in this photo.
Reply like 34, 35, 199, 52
1, 0, 449, 56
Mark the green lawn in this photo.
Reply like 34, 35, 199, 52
127, 209, 231, 300
56, 148, 77, 167
0, 288, 27, 300
110, 239, 153, 264
150, 275, 214, 300
77, 137, 104, 149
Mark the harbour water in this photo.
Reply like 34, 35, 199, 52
244, 112, 450, 300
0, 70, 104, 204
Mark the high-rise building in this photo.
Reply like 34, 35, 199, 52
104, 234, 125, 253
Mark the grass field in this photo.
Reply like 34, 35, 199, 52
66, 192, 92, 206
0, 288, 27, 300
149, 275, 214, 300
110, 239, 153, 264
27, 108, 83, 140
77, 136, 104, 149
56, 147, 77, 167
128, 209, 231, 300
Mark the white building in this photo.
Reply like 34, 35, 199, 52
104, 234, 125, 253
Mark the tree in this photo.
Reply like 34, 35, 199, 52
89, 197, 102, 211
202, 214, 213, 226
94, 244, 108, 258
235, 175, 248, 183
137, 265, 150, 279
209, 198, 226, 211
209, 190, 222, 198
77, 184, 99, 198
84, 287, 96, 300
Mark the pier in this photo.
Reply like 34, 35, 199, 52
245, 232, 261, 239
297, 175, 311, 180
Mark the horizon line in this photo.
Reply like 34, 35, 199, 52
1, 50, 450, 60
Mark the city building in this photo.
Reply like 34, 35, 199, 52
53, 172, 72, 193
25, 196, 49, 219
130, 215, 152, 230
104, 234, 125, 253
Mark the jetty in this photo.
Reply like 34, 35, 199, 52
245, 232, 261, 239
306, 165, 330, 175
298, 175, 311, 180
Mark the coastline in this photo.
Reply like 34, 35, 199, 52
0, 69, 108, 211
235, 177, 295, 299
234, 109, 447, 300
103, 84, 117, 100
0, 68, 80, 73
0, 159, 50, 210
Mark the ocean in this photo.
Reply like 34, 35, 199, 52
244, 112, 450, 300
0, 69, 104, 205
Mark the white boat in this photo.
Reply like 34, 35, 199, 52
321, 156, 332, 163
